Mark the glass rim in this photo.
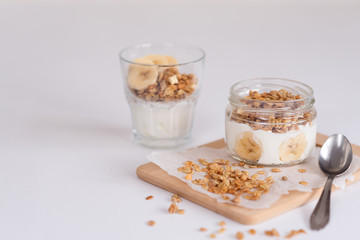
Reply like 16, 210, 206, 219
119, 42, 206, 67
229, 77, 314, 104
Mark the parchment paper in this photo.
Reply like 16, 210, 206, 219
147, 147, 360, 209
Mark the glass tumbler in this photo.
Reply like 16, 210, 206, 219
119, 43, 205, 148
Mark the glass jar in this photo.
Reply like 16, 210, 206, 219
120, 43, 205, 148
225, 78, 317, 166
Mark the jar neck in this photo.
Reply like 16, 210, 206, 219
228, 78, 315, 114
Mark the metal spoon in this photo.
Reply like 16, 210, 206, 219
310, 134, 353, 230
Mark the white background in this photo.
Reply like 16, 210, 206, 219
1, 0, 360, 239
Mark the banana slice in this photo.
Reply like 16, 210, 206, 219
127, 58, 158, 90
127, 55, 178, 90
145, 55, 178, 66
133, 57, 154, 65
235, 132, 262, 162
164, 56, 178, 65
279, 133, 307, 162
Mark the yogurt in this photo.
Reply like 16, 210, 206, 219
128, 98, 195, 140
225, 120, 317, 166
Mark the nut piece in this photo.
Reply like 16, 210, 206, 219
248, 229, 256, 235
171, 194, 182, 203
209, 233, 217, 238
147, 220, 156, 226
200, 227, 208, 232
285, 229, 306, 239
282, 176, 288, 181
299, 181, 308, 186
176, 209, 185, 215
168, 75, 179, 85
198, 158, 209, 166
185, 174, 192, 180
222, 195, 230, 200
168, 203, 178, 214
236, 231, 244, 240
145, 195, 153, 200
265, 228, 280, 237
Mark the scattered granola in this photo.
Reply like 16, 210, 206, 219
265, 228, 280, 237
200, 227, 208, 232
184, 158, 274, 202
222, 195, 230, 201
231, 196, 241, 204
298, 169, 306, 173
209, 233, 217, 238
147, 220, 156, 226
145, 195, 154, 200
236, 231, 244, 240
171, 194, 182, 203
168, 203, 178, 214
271, 168, 282, 173
168, 194, 185, 215
248, 229, 256, 235
185, 174, 193, 180
176, 209, 185, 215
218, 228, 226, 234
219, 221, 226, 226
285, 229, 306, 239
299, 181, 308, 186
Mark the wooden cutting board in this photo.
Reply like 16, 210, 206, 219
136, 133, 360, 225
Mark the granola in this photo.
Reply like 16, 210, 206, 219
132, 68, 197, 102
229, 89, 314, 134
235, 232, 244, 240
168, 194, 185, 215
147, 220, 156, 226
285, 229, 306, 239
218, 221, 226, 226
179, 158, 275, 202
299, 181, 308, 186
265, 228, 280, 237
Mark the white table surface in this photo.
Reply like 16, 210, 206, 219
1, 0, 360, 239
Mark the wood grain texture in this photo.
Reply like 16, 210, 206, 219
136, 133, 360, 225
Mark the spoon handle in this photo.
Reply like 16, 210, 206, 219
310, 175, 335, 230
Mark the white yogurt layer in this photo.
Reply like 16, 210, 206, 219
225, 120, 317, 165
129, 99, 195, 139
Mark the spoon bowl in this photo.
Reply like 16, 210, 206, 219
310, 134, 353, 230
319, 134, 353, 175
